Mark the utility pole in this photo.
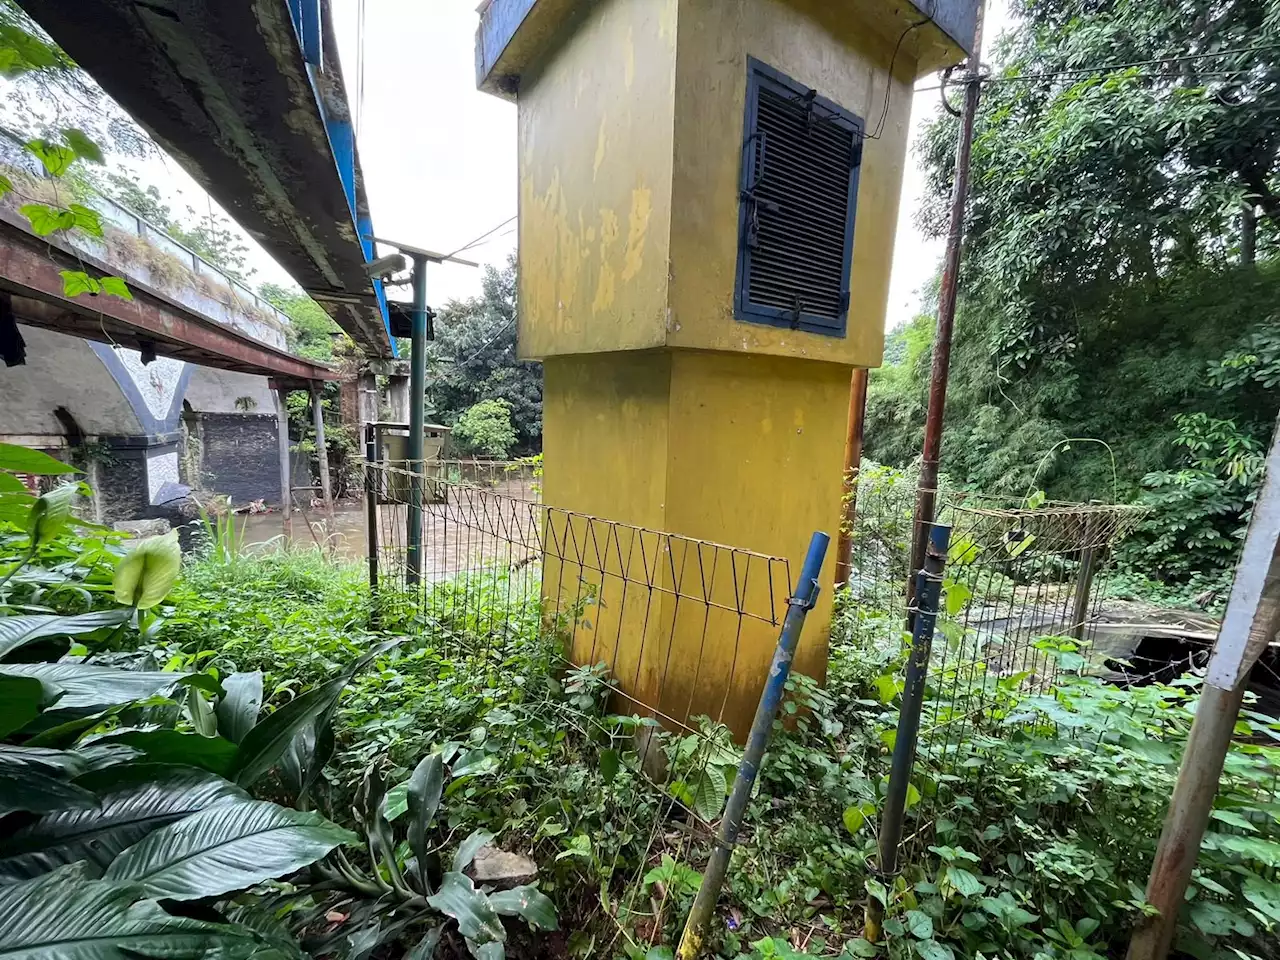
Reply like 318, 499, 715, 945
405, 252, 428, 585
908, 2, 986, 596
1127, 414, 1280, 960
373, 239, 478, 588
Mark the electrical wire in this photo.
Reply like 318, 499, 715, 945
868, 0, 938, 140
913, 44, 1280, 94
444, 214, 517, 260
453, 317, 516, 367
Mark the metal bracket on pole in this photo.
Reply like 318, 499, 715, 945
676, 531, 830, 960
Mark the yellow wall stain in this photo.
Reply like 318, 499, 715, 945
624, 27, 635, 88
593, 119, 607, 179
592, 261, 616, 312
620, 186, 651, 282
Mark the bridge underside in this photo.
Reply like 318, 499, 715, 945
0, 209, 334, 388
18, 0, 393, 357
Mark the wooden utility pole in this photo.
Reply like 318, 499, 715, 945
835, 367, 870, 586
1127, 416, 1280, 960
908, 2, 985, 595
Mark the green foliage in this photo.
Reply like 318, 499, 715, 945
1117, 413, 1266, 596
429, 257, 542, 452
259, 282, 342, 362
867, 0, 1280, 596
452, 399, 518, 460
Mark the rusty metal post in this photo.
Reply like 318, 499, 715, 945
1127, 414, 1280, 960
908, 2, 986, 602
1070, 513, 1098, 642
835, 367, 870, 587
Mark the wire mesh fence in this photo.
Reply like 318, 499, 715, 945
841, 466, 1149, 819
844, 464, 1280, 883
362, 457, 795, 948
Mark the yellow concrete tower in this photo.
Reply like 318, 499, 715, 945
476, 0, 979, 733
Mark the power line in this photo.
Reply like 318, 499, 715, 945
445, 215, 517, 260
914, 43, 1280, 93
453, 317, 516, 367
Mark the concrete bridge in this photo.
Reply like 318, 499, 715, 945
0, 134, 336, 523
4, 0, 398, 525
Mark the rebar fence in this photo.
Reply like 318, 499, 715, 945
362, 457, 800, 947
842, 467, 1149, 819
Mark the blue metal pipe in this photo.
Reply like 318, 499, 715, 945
676, 531, 830, 959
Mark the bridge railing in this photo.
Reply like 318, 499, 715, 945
0, 127, 295, 352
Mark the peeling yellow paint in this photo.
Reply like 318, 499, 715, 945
593, 120, 607, 180
620, 186, 651, 282
592, 261, 616, 312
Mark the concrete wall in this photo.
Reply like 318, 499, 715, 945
667, 0, 916, 367
516, 0, 677, 359
1, 326, 285, 516
0, 326, 144, 438
184, 365, 276, 415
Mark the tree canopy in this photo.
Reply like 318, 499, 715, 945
427, 256, 542, 453
866, 0, 1280, 592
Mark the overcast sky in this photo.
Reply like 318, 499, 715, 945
115, 0, 1009, 328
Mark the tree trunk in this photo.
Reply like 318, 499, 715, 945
1241, 200, 1257, 266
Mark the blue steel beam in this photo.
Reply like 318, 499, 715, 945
20, 0, 395, 358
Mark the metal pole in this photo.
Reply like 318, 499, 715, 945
310, 382, 334, 524
405, 253, 428, 586
835, 367, 870, 587
908, 3, 985, 601
364, 421, 380, 627
1127, 415, 1280, 960
1070, 513, 1098, 642
865, 522, 951, 943
676, 531, 830, 960
273, 386, 293, 536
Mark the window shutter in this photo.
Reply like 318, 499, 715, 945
735, 59, 863, 337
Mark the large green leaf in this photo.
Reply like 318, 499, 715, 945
0, 864, 256, 959
104, 797, 355, 900
27, 483, 79, 547
113, 532, 181, 610
0, 765, 246, 883
0, 663, 183, 710
215, 672, 262, 744
691, 764, 728, 822
489, 884, 558, 931
426, 871, 505, 945
89, 731, 239, 777
231, 639, 401, 788
278, 719, 333, 805
453, 828, 495, 874
0, 674, 50, 737
406, 752, 445, 890
0, 765, 96, 818
0, 442, 77, 476
0, 610, 131, 662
